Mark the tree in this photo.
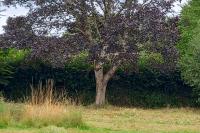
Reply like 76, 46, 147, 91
178, 0, 200, 55
1, 0, 179, 106
179, 0, 200, 103
180, 24, 200, 104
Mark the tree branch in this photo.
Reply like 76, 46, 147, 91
103, 65, 118, 84
103, 0, 112, 20
90, 0, 102, 42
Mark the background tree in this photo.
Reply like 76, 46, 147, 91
178, 0, 200, 104
178, 0, 200, 55
180, 24, 200, 104
1, 0, 179, 106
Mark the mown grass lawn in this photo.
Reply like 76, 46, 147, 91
1, 106, 200, 133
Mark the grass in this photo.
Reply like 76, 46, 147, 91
1, 105, 200, 133
82, 106, 200, 133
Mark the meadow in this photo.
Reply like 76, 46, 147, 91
1, 100, 200, 133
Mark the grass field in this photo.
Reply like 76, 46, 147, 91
1, 105, 200, 133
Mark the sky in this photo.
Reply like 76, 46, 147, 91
0, 0, 189, 34
0, 6, 28, 33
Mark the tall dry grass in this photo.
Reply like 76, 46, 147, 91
0, 79, 85, 129
29, 79, 68, 105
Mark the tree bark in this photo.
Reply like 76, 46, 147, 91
94, 65, 117, 106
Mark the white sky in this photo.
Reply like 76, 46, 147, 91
0, 0, 189, 34
0, 6, 28, 33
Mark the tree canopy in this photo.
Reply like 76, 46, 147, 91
1, 0, 179, 68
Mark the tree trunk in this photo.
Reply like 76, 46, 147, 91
94, 65, 117, 106
95, 82, 107, 106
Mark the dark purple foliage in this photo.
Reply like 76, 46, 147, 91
1, 0, 180, 71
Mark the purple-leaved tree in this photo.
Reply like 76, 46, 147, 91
1, 0, 180, 106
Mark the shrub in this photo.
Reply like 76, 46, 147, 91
0, 61, 13, 86
0, 49, 27, 86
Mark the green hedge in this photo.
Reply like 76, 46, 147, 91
1, 63, 194, 108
